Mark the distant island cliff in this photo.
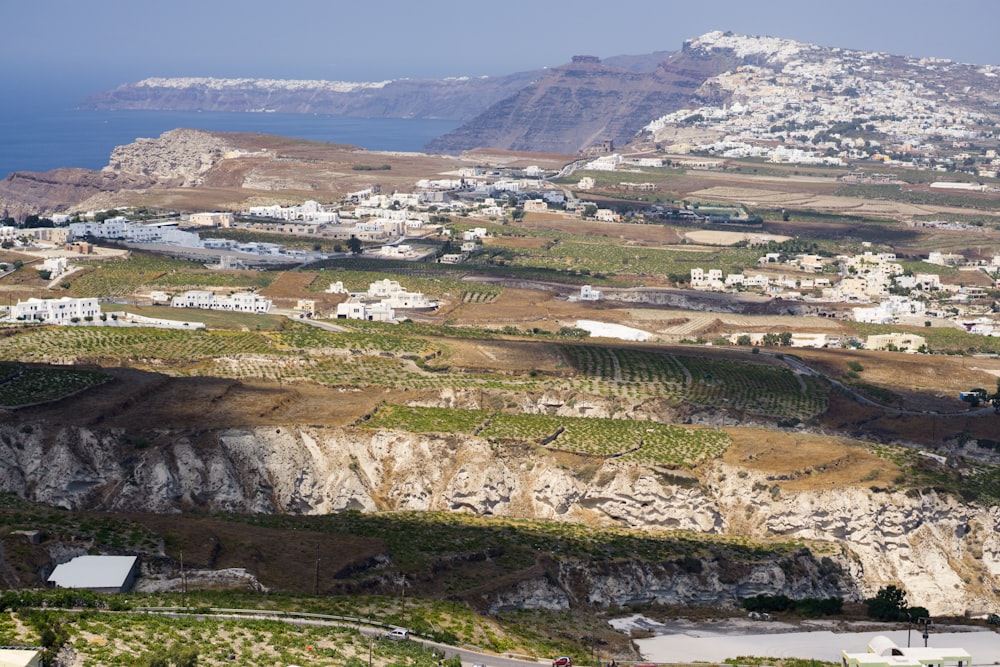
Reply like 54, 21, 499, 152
79, 72, 543, 121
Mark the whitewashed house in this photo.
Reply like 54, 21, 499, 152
10, 297, 100, 323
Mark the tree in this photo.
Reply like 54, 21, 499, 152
778, 332, 793, 346
583, 204, 598, 219
347, 236, 363, 255
866, 585, 908, 621
737, 334, 752, 346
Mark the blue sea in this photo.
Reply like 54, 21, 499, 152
0, 104, 461, 180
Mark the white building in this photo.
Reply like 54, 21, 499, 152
842, 635, 970, 667
40, 256, 69, 277
170, 290, 272, 313
335, 300, 394, 322
10, 297, 100, 324
852, 296, 926, 323
580, 285, 603, 301
246, 200, 339, 223
365, 279, 437, 310
463, 227, 489, 241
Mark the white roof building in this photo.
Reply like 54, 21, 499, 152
9, 297, 100, 324
170, 291, 272, 314
842, 635, 971, 667
47, 555, 139, 593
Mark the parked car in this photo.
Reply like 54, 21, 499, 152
552, 658, 572, 667
384, 628, 409, 641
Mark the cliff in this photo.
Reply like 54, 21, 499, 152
0, 417, 994, 616
424, 50, 735, 154
79, 72, 543, 121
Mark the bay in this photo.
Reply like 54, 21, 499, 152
0, 106, 462, 180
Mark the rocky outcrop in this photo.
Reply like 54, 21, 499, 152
0, 420, 995, 615
103, 129, 233, 187
0, 129, 233, 216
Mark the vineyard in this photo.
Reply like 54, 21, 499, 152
561, 345, 828, 420
67, 253, 273, 298
363, 404, 731, 467
0, 365, 110, 407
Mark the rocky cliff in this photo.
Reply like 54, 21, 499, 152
0, 129, 234, 218
79, 72, 543, 121
424, 50, 735, 154
0, 418, 994, 616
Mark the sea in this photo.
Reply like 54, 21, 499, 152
0, 102, 462, 181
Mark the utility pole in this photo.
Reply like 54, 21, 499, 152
314, 558, 321, 596
399, 574, 406, 624
180, 550, 187, 608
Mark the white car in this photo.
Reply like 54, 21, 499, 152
384, 628, 409, 641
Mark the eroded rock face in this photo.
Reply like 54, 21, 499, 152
103, 129, 233, 187
0, 421, 994, 615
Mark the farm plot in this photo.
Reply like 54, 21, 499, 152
679, 355, 826, 419
359, 405, 732, 466
0, 327, 280, 363
561, 345, 828, 419
619, 425, 731, 467
363, 404, 489, 433
0, 366, 110, 407
69, 253, 271, 298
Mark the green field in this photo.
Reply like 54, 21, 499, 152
364, 405, 731, 467
67, 252, 273, 298
0, 365, 110, 407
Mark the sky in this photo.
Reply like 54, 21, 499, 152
5, 0, 1000, 102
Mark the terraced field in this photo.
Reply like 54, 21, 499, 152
561, 345, 827, 420
0, 364, 110, 407
363, 405, 732, 467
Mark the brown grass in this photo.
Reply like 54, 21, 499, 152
724, 428, 896, 491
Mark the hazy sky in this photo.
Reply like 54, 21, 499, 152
6, 0, 1000, 99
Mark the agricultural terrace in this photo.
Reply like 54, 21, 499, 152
67, 252, 273, 298
0, 324, 830, 420
363, 404, 731, 467
561, 346, 828, 420
0, 365, 109, 407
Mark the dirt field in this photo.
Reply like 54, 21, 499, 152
436, 287, 615, 329
12, 367, 404, 430
723, 428, 895, 492
517, 214, 685, 244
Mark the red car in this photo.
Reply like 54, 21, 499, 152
552, 658, 573, 667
